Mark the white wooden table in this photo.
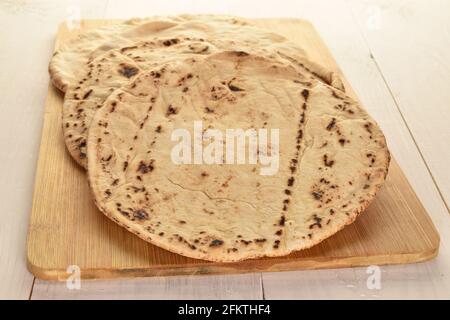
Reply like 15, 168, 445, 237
0, 0, 449, 300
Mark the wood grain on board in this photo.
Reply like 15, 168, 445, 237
27, 19, 440, 280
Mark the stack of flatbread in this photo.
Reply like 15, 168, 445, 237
49, 15, 390, 262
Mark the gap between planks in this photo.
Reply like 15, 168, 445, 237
345, 0, 450, 215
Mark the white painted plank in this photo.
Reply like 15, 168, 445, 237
348, 0, 450, 209
0, 0, 108, 300
103, 0, 346, 19
263, 263, 449, 300
31, 273, 262, 300
5, 0, 448, 300
245, 0, 450, 299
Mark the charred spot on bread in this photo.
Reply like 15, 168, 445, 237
326, 118, 336, 130
119, 65, 139, 78
209, 239, 224, 247
166, 105, 178, 116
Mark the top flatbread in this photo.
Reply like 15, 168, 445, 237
50, 15, 344, 93
63, 35, 345, 168
87, 51, 390, 262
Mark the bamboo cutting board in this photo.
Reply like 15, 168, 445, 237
27, 18, 440, 280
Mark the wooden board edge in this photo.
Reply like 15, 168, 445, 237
388, 161, 441, 249
27, 18, 440, 281
27, 246, 439, 281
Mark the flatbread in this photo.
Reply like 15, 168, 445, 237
50, 15, 344, 93
63, 35, 345, 168
87, 51, 390, 262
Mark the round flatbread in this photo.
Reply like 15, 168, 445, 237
50, 15, 344, 92
48, 15, 255, 92
87, 51, 390, 262
63, 36, 344, 168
